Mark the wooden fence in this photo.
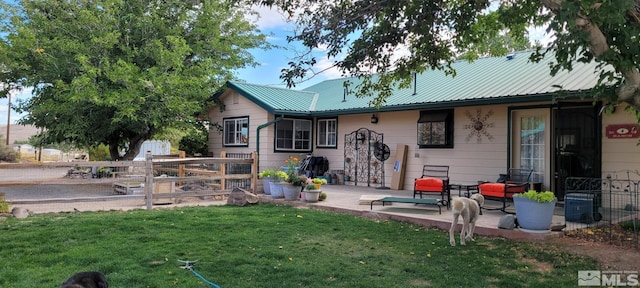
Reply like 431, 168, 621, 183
143, 151, 258, 209
0, 151, 258, 210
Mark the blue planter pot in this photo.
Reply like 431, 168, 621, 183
514, 196, 557, 231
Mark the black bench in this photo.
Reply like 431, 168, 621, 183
370, 197, 448, 214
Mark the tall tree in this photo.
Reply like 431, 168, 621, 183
0, 0, 270, 160
260, 0, 640, 111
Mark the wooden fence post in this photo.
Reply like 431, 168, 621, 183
145, 151, 153, 210
220, 151, 227, 189
178, 151, 186, 178
251, 151, 258, 193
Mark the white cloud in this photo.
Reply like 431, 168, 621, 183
314, 57, 343, 79
249, 5, 292, 30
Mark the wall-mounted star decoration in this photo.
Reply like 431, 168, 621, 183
464, 109, 495, 142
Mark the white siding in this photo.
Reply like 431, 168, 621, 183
320, 106, 512, 190
601, 105, 640, 181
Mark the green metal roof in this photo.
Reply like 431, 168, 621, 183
227, 51, 603, 116
226, 81, 318, 115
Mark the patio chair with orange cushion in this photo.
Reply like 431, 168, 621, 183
479, 168, 533, 213
414, 165, 450, 206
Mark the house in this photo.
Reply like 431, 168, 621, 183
206, 50, 640, 203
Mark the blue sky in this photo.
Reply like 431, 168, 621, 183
234, 5, 339, 88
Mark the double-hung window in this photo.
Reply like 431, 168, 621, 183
317, 118, 337, 148
223, 117, 249, 146
276, 118, 312, 151
417, 109, 454, 148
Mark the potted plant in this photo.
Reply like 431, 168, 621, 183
282, 157, 305, 200
311, 177, 328, 190
283, 173, 306, 200
269, 170, 288, 199
304, 184, 321, 202
513, 190, 557, 232
258, 168, 277, 195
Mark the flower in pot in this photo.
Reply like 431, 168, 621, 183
269, 171, 289, 199
311, 177, 327, 189
258, 168, 278, 195
513, 190, 557, 232
287, 173, 308, 187
282, 157, 306, 200
304, 184, 321, 202
258, 169, 277, 179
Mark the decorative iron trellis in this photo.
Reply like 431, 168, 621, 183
344, 128, 384, 187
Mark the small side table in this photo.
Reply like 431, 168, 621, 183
449, 183, 480, 198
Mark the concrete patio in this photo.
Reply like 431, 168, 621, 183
262, 184, 568, 242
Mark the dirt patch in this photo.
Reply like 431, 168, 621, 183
553, 235, 640, 270
521, 257, 553, 273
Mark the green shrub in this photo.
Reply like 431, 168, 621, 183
178, 123, 208, 156
88, 144, 111, 161
514, 190, 556, 203
619, 220, 639, 233
0, 137, 18, 162
0, 194, 10, 213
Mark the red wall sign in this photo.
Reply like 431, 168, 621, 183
606, 124, 640, 138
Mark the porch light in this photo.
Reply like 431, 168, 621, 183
371, 114, 378, 124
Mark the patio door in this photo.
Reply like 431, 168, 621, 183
511, 108, 551, 191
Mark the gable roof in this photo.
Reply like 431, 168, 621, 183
225, 50, 604, 116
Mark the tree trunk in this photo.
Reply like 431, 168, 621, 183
542, 0, 640, 111
227, 187, 259, 206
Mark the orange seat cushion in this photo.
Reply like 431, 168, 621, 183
415, 178, 445, 192
479, 183, 526, 198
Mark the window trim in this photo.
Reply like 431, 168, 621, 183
275, 117, 313, 152
417, 109, 454, 148
223, 116, 249, 147
316, 118, 338, 148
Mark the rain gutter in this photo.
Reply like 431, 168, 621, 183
256, 114, 284, 168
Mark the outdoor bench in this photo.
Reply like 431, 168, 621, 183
370, 197, 448, 214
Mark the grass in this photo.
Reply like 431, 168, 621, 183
0, 203, 598, 287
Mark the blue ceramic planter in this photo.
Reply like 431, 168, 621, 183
513, 196, 557, 231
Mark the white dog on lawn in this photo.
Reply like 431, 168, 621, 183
449, 194, 484, 246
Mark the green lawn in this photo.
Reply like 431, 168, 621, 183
0, 204, 597, 287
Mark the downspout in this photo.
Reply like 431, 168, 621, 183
256, 114, 285, 169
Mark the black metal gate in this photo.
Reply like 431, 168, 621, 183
553, 103, 601, 200
344, 128, 384, 187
